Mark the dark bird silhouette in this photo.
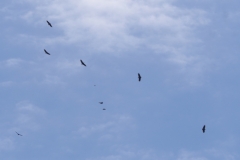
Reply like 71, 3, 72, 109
44, 49, 50, 55
202, 125, 206, 133
46, 20, 52, 27
99, 102, 103, 104
80, 60, 86, 66
138, 73, 141, 81
103, 108, 106, 110
16, 132, 23, 136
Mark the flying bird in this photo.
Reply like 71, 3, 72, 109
138, 73, 141, 82
46, 20, 52, 27
202, 125, 206, 133
99, 102, 103, 104
80, 60, 86, 66
103, 108, 106, 110
16, 132, 23, 136
44, 49, 50, 55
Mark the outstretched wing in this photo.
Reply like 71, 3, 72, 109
80, 60, 86, 66
202, 125, 205, 133
16, 131, 23, 136
138, 73, 141, 81
44, 49, 50, 55
46, 20, 52, 27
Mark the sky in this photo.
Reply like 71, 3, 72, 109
0, 0, 240, 159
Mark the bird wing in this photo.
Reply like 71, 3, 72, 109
202, 125, 205, 132
47, 21, 52, 27
44, 49, 50, 55
80, 60, 86, 66
16, 132, 22, 136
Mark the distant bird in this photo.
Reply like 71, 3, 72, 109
202, 125, 206, 133
99, 102, 103, 104
94, 85, 96, 86
44, 49, 50, 55
138, 73, 141, 82
46, 20, 52, 27
16, 132, 23, 136
103, 108, 106, 110
80, 60, 86, 66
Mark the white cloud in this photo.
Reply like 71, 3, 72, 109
21, 0, 209, 62
177, 150, 208, 160
86, 147, 160, 160
86, 148, 238, 160
2, 58, 24, 67
205, 149, 237, 160
16, 101, 46, 114
0, 138, 14, 151
0, 81, 14, 87
0, 58, 35, 69
0, 0, 214, 87
76, 115, 135, 139
42, 74, 66, 85
14, 101, 47, 131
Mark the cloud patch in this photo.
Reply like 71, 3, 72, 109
14, 101, 47, 131
76, 115, 135, 140
22, 0, 209, 58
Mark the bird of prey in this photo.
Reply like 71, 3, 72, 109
46, 20, 52, 27
202, 125, 206, 133
103, 108, 106, 110
44, 49, 50, 55
138, 73, 141, 82
80, 60, 86, 66
16, 132, 23, 136
99, 102, 103, 104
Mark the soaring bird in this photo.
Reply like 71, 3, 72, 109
99, 102, 103, 104
138, 73, 141, 81
46, 20, 52, 27
16, 132, 23, 136
44, 49, 50, 55
202, 125, 206, 133
103, 108, 106, 110
80, 60, 86, 66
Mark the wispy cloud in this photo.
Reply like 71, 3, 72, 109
14, 101, 47, 131
0, 58, 35, 69
20, 0, 209, 60
176, 150, 208, 160
75, 115, 135, 140
0, 138, 14, 151
6, 0, 212, 87
0, 81, 14, 87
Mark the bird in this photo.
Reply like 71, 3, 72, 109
80, 60, 86, 66
202, 125, 206, 133
103, 108, 106, 110
99, 102, 103, 104
44, 49, 50, 55
46, 20, 52, 27
138, 73, 141, 81
16, 132, 23, 136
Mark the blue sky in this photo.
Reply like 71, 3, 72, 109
0, 0, 240, 159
